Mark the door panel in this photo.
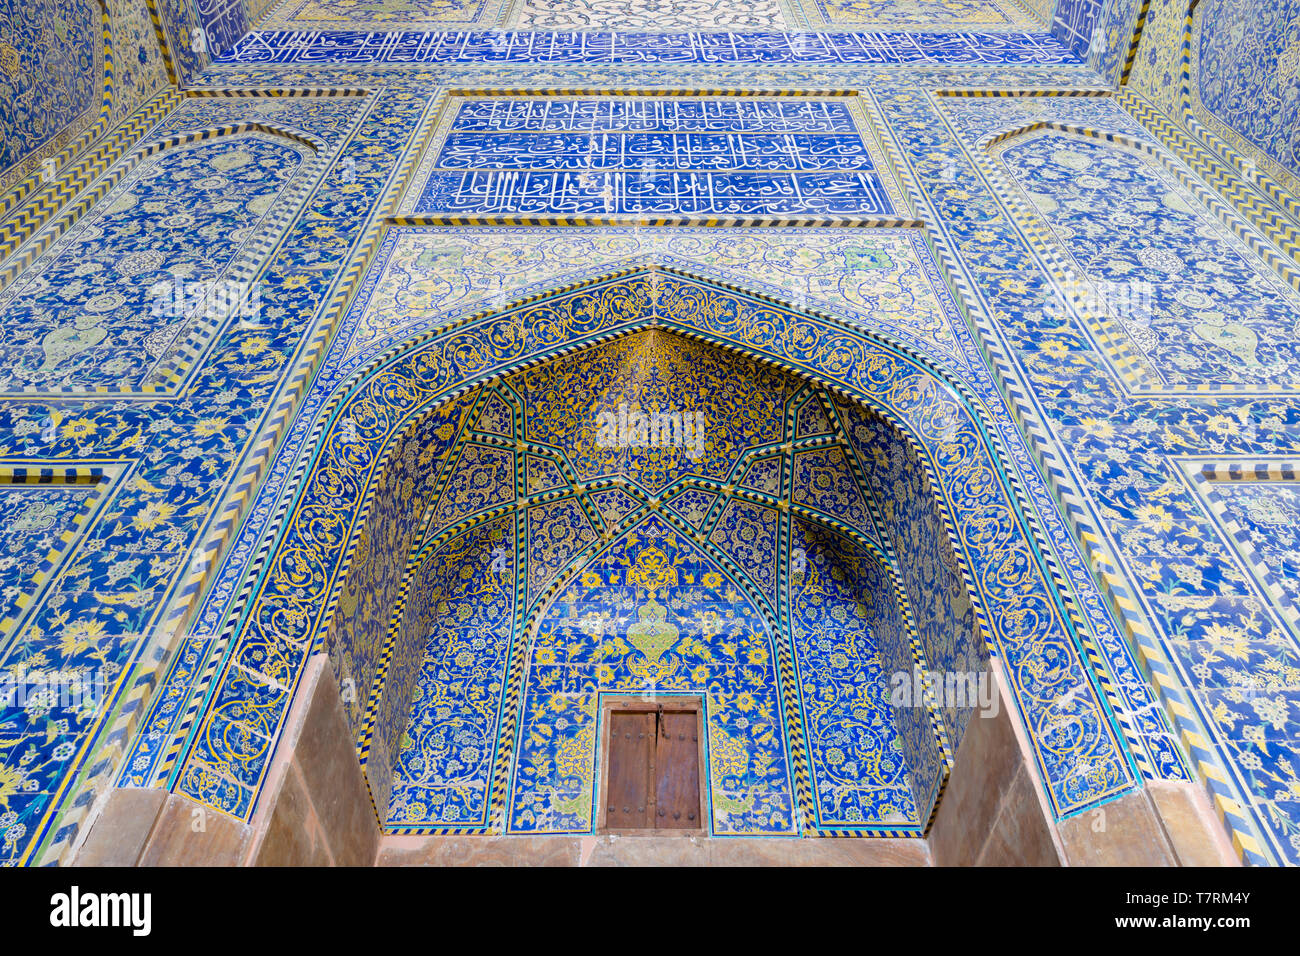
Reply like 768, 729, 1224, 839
655, 709, 700, 828
606, 710, 655, 828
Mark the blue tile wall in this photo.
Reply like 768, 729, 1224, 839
1195, 0, 1300, 176
0, 0, 100, 184
5, 0, 1295, 868
0, 136, 308, 393
788, 521, 925, 828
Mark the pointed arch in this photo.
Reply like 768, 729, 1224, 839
177, 266, 1137, 826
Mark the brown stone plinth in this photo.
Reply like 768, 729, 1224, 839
1058, 783, 1238, 867
72, 788, 167, 866
1146, 780, 1239, 866
249, 654, 382, 866
138, 794, 254, 866
377, 834, 930, 866
928, 663, 1063, 866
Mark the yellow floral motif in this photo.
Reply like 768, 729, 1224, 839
709, 720, 750, 781
0, 765, 27, 809
59, 618, 107, 657
131, 500, 177, 532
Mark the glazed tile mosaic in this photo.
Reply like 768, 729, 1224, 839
0, 137, 311, 394
1201, 479, 1300, 626
400, 95, 901, 219
256, 0, 513, 31
509, 0, 793, 31
990, 130, 1300, 390
374, 331, 942, 834
216, 29, 1081, 63
1192, 0, 1300, 178
802, 0, 1033, 28
0, 0, 101, 185
162, 247, 1135, 838
2, 0, 1300, 869
250, 0, 1037, 30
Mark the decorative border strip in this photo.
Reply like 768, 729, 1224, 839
1185, 5, 1300, 225
216, 29, 1084, 66
0, 89, 180, 266
390, 215, 926, 227
824, 391, 957, 818
1119, 90, 1300, 268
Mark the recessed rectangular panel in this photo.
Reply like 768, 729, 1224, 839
401, 95, 900, 219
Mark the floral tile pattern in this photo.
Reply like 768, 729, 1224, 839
930, 89, 1300, 863
0, 485, 100, 637
509, 0, 791, 30
0, 136, 310, 393
788, 522, 920, 827
258, 0, 508, 31
341, 227, 962, 370
0, 0, 101, 185
5, 0, 1299, 870
251, 0, 1036, 31
3, 0, 171, 196
387, 517, 515, 830
512, 515, 801, 834
365, 334, 949, 834
1194, 0, 1300, 177
993, 131, 1300, 389
1208, 481, 1300, 618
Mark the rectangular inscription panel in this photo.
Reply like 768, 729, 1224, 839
402, 95, 898, 219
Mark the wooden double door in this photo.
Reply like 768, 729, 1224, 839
602, 700, 703, 833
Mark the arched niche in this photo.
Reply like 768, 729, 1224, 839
329, 331, 944, 837
0, 125, 324, 394
987, 123, 1300, 390
177, 267, 1135, 830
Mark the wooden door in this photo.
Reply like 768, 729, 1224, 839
604, 704, 701, 831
